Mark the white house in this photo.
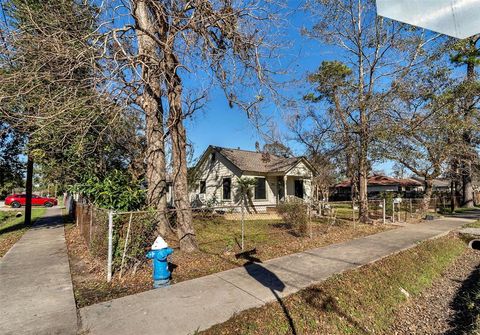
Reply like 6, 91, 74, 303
190, 146, 316, 211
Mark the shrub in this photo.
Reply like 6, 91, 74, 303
380, 192, 395, 217
277, 200, 309, 236
70, 169, 145, 211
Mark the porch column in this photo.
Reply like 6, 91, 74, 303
283, 175, 287, 201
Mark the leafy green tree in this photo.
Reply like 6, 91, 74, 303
71, 170, 145, 211
0, 122, 24, 198
0, 0, 141, 194
450, 36, 480, 208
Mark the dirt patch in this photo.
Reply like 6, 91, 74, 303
65, 218, 392, 308
389, 248, 480, 335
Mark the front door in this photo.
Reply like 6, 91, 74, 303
277, 177, 285, 203
294, 179, 304, 199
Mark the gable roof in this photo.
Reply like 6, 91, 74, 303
197, 146, 315, 175
335, 174, 422, 188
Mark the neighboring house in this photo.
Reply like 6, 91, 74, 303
190, 146, 316, 210
331, 174, 422, 200
410, 176, 451, 193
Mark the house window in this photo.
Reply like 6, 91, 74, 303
199, 181, 206, 194
222, 178, 231, 200
254, 177, 267, 200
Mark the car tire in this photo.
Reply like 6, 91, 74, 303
44, 202, 53, 208
11, 201, 21, 208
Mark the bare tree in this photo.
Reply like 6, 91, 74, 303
379, 65, 470, 211
132, 1, 170, 235
304, 0, 438, 222
106, 0, 280, 251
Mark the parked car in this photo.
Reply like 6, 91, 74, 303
4, 194, 58, 208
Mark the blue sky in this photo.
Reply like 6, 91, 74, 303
185, 2, 329, 159
182, 2, 399, 174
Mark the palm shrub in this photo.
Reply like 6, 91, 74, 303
236, 177, 257, 213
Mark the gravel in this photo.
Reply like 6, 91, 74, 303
389, 247, 480, 335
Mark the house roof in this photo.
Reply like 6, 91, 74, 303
335, 174, 422, 188
410, 176, 451, 188
202, 146, 314, 174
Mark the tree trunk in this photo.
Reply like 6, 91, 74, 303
463, 161, 474, 208
356, 7, 369, 224
450, 160, 459, 213
358, 147, 369, 223
462, 56, 476, 208
358, 103, 369, 223
133, 0, 169, 235
165, 50, 198, 252
421, 179, 433, 212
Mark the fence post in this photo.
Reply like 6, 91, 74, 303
89, 204, 93, 247
409, 199, 413, 219
392, 201, 395, 223
120, 213, 133, 279
241, 199, 245, 251
398, 202, 401, 222
382, 199, 386, 224
107, 210, 114, 282
352, 204, 356, 229
309, 202, 313, 238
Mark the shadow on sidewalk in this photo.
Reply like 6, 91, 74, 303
31, 213, 64, 230
239, 250, 297, 335
445, 263, 480, 335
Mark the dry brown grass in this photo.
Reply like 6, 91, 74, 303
65, 216, 392, 308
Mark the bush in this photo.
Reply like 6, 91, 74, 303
70, 169, 145, 211
277, 201, 309, 236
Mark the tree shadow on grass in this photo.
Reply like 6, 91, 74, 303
238, 250, 298, 335
445, 264, 480, 335
302, 287, 370, 334
0, 221, 26, 235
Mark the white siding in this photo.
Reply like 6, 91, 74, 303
192, 152, 242, 205
286, 161, 313, 178
285, 161, 313, 200
190, 153, 315, 210
241, 174, 278, 207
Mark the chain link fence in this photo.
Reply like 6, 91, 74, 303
68, 194, 463, 283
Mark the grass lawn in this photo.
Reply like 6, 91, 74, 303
464, 221, 480, 229
66, 215, 393, 308
0, 208, 46, 257
202, 235, 467, 335
441, 206, 480, 215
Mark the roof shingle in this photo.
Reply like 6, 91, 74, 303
213, 146, 302, 173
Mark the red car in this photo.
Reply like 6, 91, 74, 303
4, 194, 58, 208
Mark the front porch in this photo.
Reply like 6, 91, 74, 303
272, 175, 311, 205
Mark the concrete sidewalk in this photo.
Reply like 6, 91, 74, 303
80, 217, 474, 335
0, 208, 77, 335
